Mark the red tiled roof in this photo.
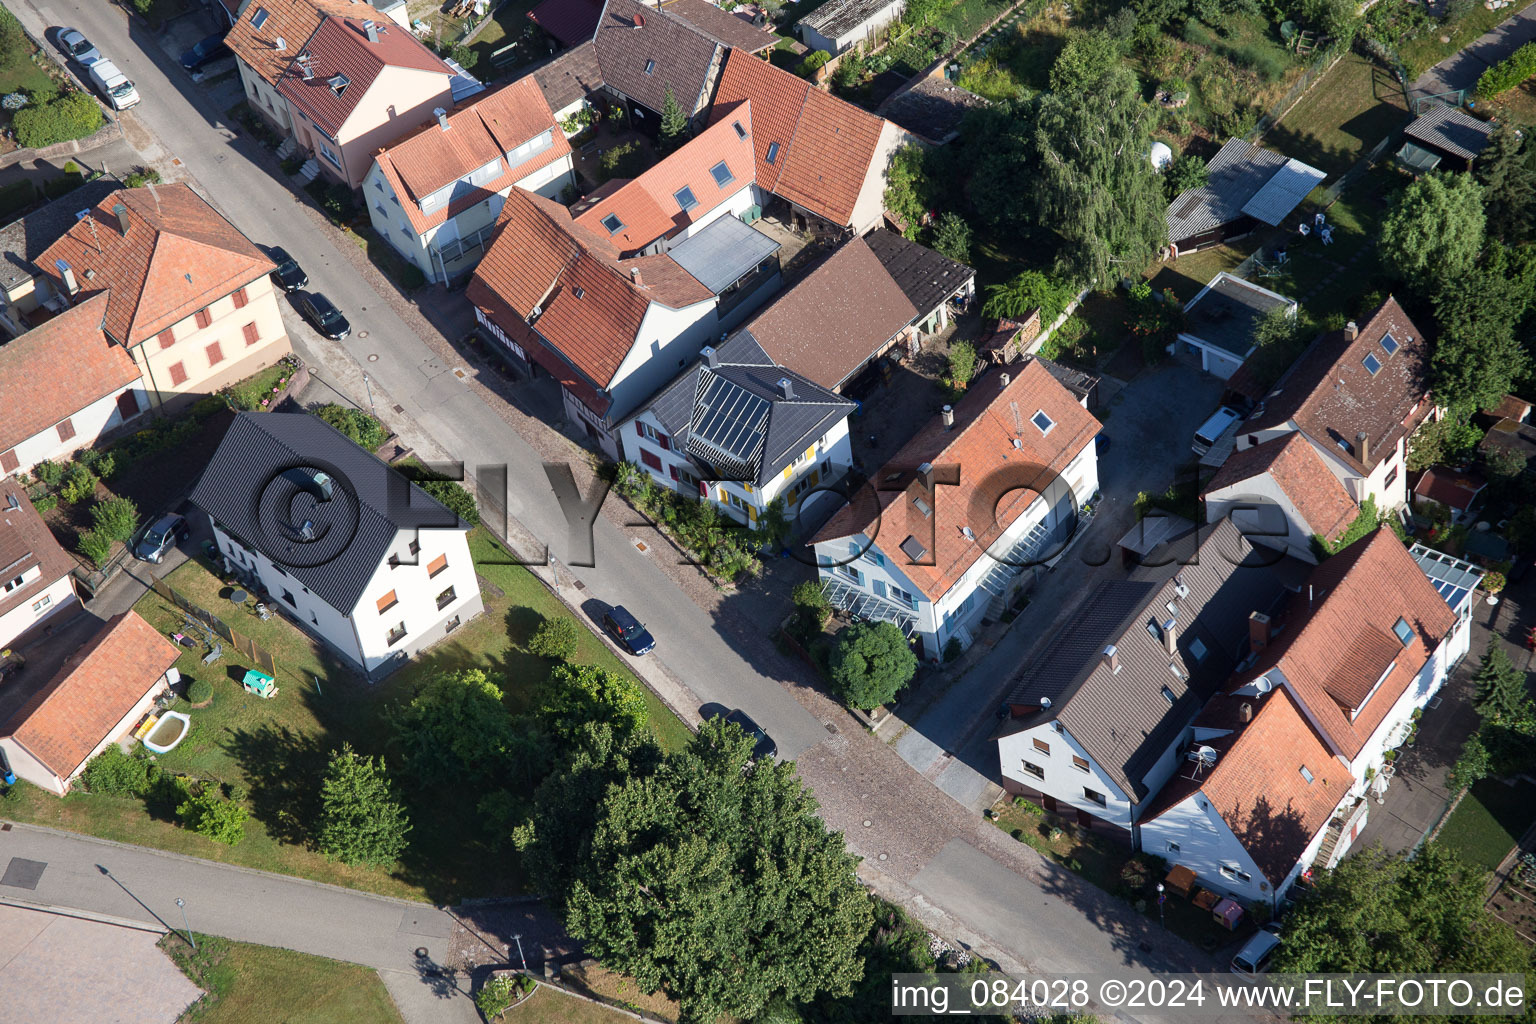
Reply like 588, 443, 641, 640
0, 486, 74, 623
37, 184, 275, 346
1414, 467, 1485, 512
372, 78, 569, 237
1230, 529, 1456, 760
0, 294, 140, 453
277, 16, 453, 138
1245, 297, 1434, 473
1203, 433, 1357, 543
528, 0, 603, 46
746, 236, 916, 390
225, 0, 370, 88
466, 188, 710, 391
572, 102, 755, 253
813, 359, 1101, 601
4, 612, 180, 781
1144, 687, 1353, 887
710, 49, 889, 225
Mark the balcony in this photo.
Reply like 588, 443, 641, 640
386, 623, 408, 646
436, 586, 456, 611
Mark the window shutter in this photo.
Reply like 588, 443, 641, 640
376, 590, 398, 613
232, 287, 248, 309
635, 421, 645, 438
698, 480, 707, 497
657, 433, 670, 451
427, 553, 448, 577
158, 328, 175, 349
782, 465, 792, 480
641, 450, 661, 471
195, 308, 212, 329
206, 341, 224, 366
717, 486, 727, 501
168, 362, 188, 386
56, 419, 76, 442
0, 449, 17, 474
668, 465, 679, 481
243, 321, 259, 346
747, 504, 757, 521
116, 391, 140, 420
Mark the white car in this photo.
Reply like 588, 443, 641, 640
1230, 922, 1283, 977
88, 60, 140, 111
58, 27, 100, 67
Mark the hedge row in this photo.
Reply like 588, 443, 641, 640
1478, 41, 1536, 98
13, 91, 102, 149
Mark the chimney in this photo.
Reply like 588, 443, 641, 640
630, 267, 643, 287
701, 345, 718, 368
55, 260, 78, 296
1102, 644, 1120, 674
434, 107, 449, 131
364, 19, 379, 43
1161, 618, 1176, 656
111, 202, 129, 237
1249, 611, 1270, 653
1343, 320, 1359, 341
274, 35, 286, 51
777, 377, 795, 401
941, 404, 954, 429
1356, 431, 1370, 465
1239, 702, 1252, 724
634, 12, 645, 27
999, 372, 1011, 389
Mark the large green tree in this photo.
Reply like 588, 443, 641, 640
1378, 172, 1485, 296
550, 719, 873, 1024
388, 669, 539, 787
1431, 243, 1534, 412
318, 743, 411, 868
829, 621, 917, 709
540, 662, 650, 742
1476, 123, 1536, 243
882, 143, 934, 240
1030, 63, 1166, 284
1472, 641, 1536, 734
1274, 844, 1529, 982
982, 269, 1077, 323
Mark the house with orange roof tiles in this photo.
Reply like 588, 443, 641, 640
810, 358, 1100, 659
228, 1, 476, 188
0, 612, 181, 795
0, 483, 78, 647
34, 184, 292, 417
363, 77, 575, 283
466, 186, 783, 458
1202, 432, 1359, 564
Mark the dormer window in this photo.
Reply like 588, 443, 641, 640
1031, 410, 1054, 435
572, 286, 585, 299
601, 213, 624, 235
327, 73, 350, 96
644, 59, 656, 75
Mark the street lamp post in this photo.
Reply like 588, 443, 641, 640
175, 897, 196, 950
513, 934, 527, 972
361, 373, 378, 419
1156, 883, 1166, 930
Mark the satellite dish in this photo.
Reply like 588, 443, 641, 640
1255, 677, 1274, 694
1196, 745, 1218, 765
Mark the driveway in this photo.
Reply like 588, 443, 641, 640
893, 360, 1226, 810
1413, 1, 1536, 98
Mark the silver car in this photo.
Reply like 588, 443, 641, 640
58, 27, 100, 67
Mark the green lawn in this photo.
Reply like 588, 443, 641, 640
162, 933, 404, 1024
0, 49, 53, 98
935, 0, 1018, 41
1436, 779, 1536, 874
508, 986, 649, 1024
1144, 236, 1261, 304
0, 528, 690, 903
463, 0, 551, 78
1399, 0, 1536, 82
1263, 54, 1411, 178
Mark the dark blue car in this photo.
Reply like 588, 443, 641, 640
180, 33, 229, 71
602, 605, 655, 656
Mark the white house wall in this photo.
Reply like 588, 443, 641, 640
1205, 476, 1324, 564
0, 575, 77, 649
657, 186, 757, 252
237, 60, 293, 131
1346, 636, 1452, 793
0, 736, 66, 795
1139, 795, 1273, 904
0, 671, 168, 795
347, 527, 484, 675
997, 720, 1135, 831
4, 385, 145, 478
606, 298, 729, 423
849, 121, 918, 235
215, 524, 365, 667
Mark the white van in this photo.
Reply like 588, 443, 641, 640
89, 60, 140, 110
1192, 406, 1242, 457
1230, 924, 1282, 977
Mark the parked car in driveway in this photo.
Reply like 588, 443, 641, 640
180, 32, 230, 71
56, 27, 100, 66
268, 247, 308, 291
601, 605, 655, 656
297, 292, 350, 340
134, 513, 189, 564
1230, 922, 1283, 977
702, 704, 777, 760
88, 59, 140, 110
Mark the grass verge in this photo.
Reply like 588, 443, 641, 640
1436, 779, 1536, 873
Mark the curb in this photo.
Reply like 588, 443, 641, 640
0, 892, 166, 933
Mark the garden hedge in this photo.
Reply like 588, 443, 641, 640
13, 91, 102, 149
1478, 41, 1536, 98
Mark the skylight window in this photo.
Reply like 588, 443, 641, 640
709, 161, 734, 188
674, 186, 698, 212
732, 121, 746, 140
1031, 410, 1054, 435
572, 286, 585, 299
644, 59, 656, 75
601, 213, 624, 235
1300, 765, 1314, 784
1381, 332, 1400, 356
899, 535, 927, 561
1363, 352, 1382, 375
765, 142, 780, 164
328, 73, 350, 96
1189, 637, 1208, 662
912, 496, 932, 518
1392, 616, 1414, 646
1161, 685, 1177, 704
251, 6, 270, 28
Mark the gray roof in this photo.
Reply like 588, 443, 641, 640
882, 75, 988, 144
646, 331, 855, 487
1165, 139, 1322, 244
668, 215, 779, 294
1003, 518, 1290, 802
530, 42, 604, 113
1404, 104, 1494, 161
593, 0, 720, 116
862, 228, 974, 317
189, 413, 468, 614
0, 178, 121, 294
801, 0, 899, 37
1183, 273, 1294, 357
1410, 543, 1483, 614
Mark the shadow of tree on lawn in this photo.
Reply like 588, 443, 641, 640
221, 723, 331, 847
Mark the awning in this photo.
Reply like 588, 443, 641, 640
669, 215, 780, 295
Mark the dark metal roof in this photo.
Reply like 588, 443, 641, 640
1165, 139, 1320, 244
644, 330, 855, 487
862, 228, 974, 318
667, 215, 779, 294
189, 412, 467, 613
1003, 518, 1290, 802
1404, 104, 1493, 161
1183, 273, 1294, 357
0, 177, 121, 293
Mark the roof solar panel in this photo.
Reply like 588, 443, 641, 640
690, 373, 769, 467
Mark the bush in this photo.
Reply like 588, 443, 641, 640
791, 579, 831, 634
187, 679, 213, 704
315, 404, 387, 449
528, 615, 581, 660
13, 91, 103, 149
942, 636, 963, 663
1478, 41, 1536, 98
415, 476, 479, 526
176, 785, 248, 845
33, 460, 65, 488
305, 179, 356, 224
122, 166, 162, 188
76, 529, 114, 567
829, 621, 917, 709
59, 463, 98, 504
1, 93, 25, 111
447, 43, 478, 71
80, 746, 154, 796
76, 447, 116, 480
597, 140, 649, 182
475, 975, 533, 1018
800, 50, 830, 78
89, 496, 139, 543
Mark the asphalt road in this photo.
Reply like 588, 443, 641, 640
1413, 0, 1536, 97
